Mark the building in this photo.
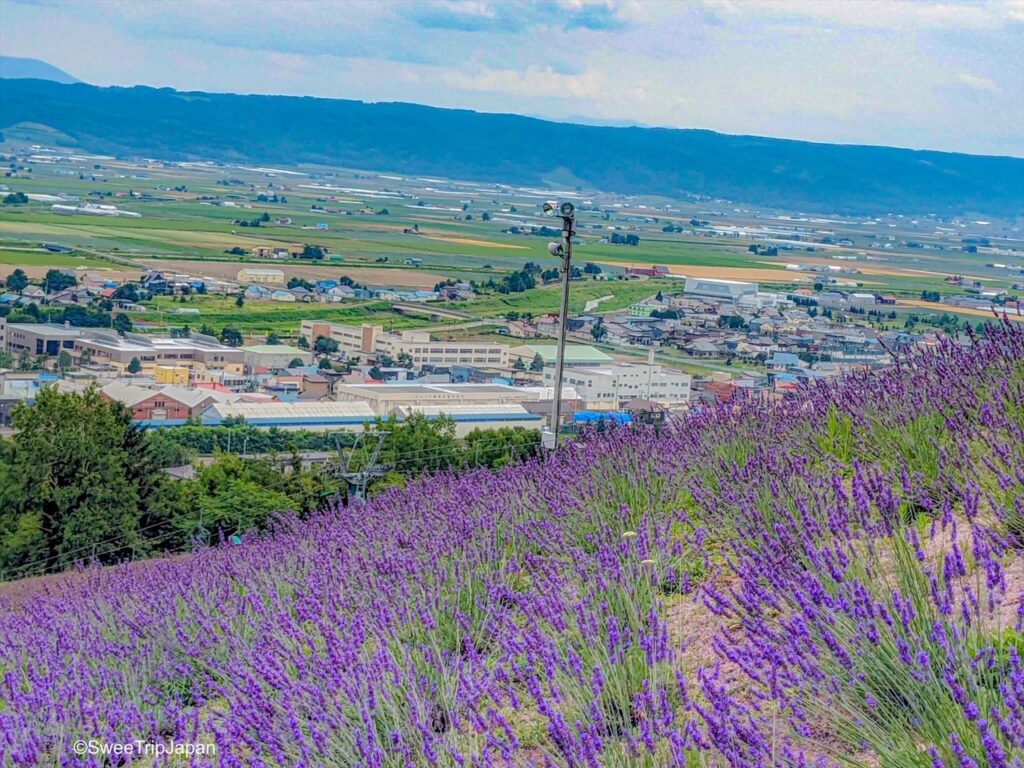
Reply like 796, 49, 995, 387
251, 246, 291, 259
0, 319, 81, 357
154, 365, 191, 386
100, 382, 230, 422
241, 344, 314, 371
75, 332, 244, 377
543, 363, 691, 410
508, 344, 614, 367
236, 267, 285, 285
202, 401, 376, 432
684, 278, 759, 303
300, 321, 509, 368
392, 404, 542, 437
333, 382, 578, 417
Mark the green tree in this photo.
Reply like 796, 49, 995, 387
529, 352, 544, 371
266, 332, 281, 345
513, 357, 526, 370
314, 336, 339, 355
127, 357, 142, 374
6, 269, 28, 293
591, 322, 607, 341
297, 336, 310, 349
0, 388, 174, 573
57, 350, 73, 372
289, 357, 304, 368
318, 358, 333, 370
396, 351, 414, 369
2, 192, 29, 205
43, 270, 76, 292
113, 313, 133, 336
220, 327, 244, 346
235, 294, 245, 308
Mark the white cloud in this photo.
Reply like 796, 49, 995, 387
956, 72, 1000, 91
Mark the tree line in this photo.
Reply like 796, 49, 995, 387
0, 389, 540, 579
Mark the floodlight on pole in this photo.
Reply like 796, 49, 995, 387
544, 200, 575, 450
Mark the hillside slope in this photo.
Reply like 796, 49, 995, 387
2, 79, 1022, 217
2, 321, 1022, 767
0, 57, 79, 84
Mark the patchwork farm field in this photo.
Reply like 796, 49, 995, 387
3, 321, 1022, 767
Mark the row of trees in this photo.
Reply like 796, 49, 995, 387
0, 389, 541, 578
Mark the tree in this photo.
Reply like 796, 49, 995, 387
655, 291, 664, 302
6, 269, 28, 293
314, 336, 339, 355
513, 358, 526, 370
591, 323, 608, 341
266, 333, 281, 345
0, 388, 175, 572
113, 313, 133, 336
235, 294, 245, 308
113, 283, 140, 302
43, 270, 76, 292
289, 357, 305, 368
583, 262, 602, 275
260, 212, 270, 222
481, 211, 491, 221
0, 351, 13, 369
529, 352, 544, 372
127, 357, 142, 374
220, 327, 244, 347
2, 192, 29, 205
318, 357, 333, 370
297, 336, 310, 350
57, 350, 73, 372
396, 351, 414, 369
287, 277, 313, 290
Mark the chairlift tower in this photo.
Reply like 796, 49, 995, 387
329, 430, 390, 502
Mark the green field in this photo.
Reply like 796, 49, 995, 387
141, 296, 439, 336
1, 153, 1018, 331
0, 247, 112, 269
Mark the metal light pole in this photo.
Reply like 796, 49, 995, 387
546, 202, 575, 448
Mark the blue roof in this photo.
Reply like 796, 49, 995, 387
768, 352, 801, 366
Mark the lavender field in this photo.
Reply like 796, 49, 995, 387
2, 322, 1023, 767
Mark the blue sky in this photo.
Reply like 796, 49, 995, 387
2, 0, 1022, 156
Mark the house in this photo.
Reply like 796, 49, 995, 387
141, 271, 171, 295
325, 285, 355, 301
270, 289, 296, 302
237, 267, 285, 285
507, 320, 539, 339
767, 352, 801, 370
20, 286, 45, 300
683, 340, 719, 358
244, 284, 273, 301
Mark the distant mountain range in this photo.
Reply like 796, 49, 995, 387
1, 78, 1021, 218
0, 56, 79, 84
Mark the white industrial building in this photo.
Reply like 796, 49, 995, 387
301, 321, 509, 367
333, 382, 578, 416
543, 363, 691, 410
684, 277, 759, 303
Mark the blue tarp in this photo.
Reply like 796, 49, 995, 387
573, 411, 632, 425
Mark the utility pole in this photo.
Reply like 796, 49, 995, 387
544, 201, 576, 448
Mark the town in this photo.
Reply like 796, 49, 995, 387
1, 259, 1011, 435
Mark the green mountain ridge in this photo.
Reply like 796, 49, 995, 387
1, 78, 1021, 218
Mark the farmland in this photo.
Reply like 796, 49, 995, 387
2, 320, 1021, 766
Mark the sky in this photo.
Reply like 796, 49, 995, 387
2, 0, 1023, 157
